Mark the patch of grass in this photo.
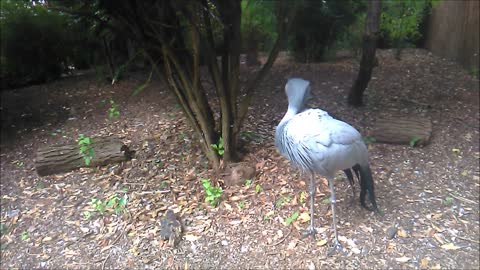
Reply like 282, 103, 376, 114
201, 179, 223, 207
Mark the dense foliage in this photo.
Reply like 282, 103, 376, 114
289, 0, 366, 63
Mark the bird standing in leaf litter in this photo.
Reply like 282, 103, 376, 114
275, 78, 380, 254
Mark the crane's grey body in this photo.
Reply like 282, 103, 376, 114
275, 78, 378, 254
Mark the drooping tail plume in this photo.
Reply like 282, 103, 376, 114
358, 164, 379, 213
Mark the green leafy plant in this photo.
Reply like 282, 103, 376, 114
285, 211, 299, 226
108, 99, 120, 119
91, 198, 107, 214
21, 230, 29, 241
255, 184, 263, 193
237, 200, 246, 210
322, 197, 331, 204
300, 191, 307, 204
443, 196, 454, 206
210, 137, 225, 156
245, 179, 253, 187
12, 160, 24, 167
90, 194, 128, 216
78, 134, 95, 166
107, 195, 128, 214
82, 211, 92, 220
276, 195, 292, 208
409, 136, 421, 147
201, 179, 223, 206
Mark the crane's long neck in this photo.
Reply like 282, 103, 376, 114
278, 106, 299, 127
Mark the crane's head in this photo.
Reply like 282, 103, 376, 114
285, 78, 311, 111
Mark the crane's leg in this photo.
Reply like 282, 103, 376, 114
327, 177, 345, 255
302, 174, 316, 239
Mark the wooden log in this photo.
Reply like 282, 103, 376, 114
371, 115, 433, 146
35, 137, 133, 176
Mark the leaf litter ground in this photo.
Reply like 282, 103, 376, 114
1, 49, 479, 269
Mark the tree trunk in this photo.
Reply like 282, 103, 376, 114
35, 137, 133, 176
348, 0, 382, 106
371, 115, 432, 146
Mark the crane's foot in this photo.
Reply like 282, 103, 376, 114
327, 240, 346, 256
301, 226, 316, 240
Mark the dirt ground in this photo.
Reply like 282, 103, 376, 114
1, 49, 479, 269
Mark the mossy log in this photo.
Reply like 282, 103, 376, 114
35, 137, 133, 176
371, 115, 433, 146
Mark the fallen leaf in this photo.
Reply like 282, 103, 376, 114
287, 239, 298, 250
297, 212, 310, 223
351, 247, 361, 254
395, 257, 411, 263
420, 257, 429, 268
42, 236, 52, 242
223, 203, 232, 211
441, 243, 461, 250
386, 242, 396, 253
184, 234, 200, 241
397, 228, 408, 238
316, 239, 328, 247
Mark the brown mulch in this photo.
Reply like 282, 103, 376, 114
1, 49, 479, 269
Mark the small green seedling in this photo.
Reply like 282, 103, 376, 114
255, 184, 262, 193
78, 134, 95, 166
237, 200, 246, 210
409, 136, 421, 147
285, 211, 299, 226
276, 195, 292, 208
201, 179, 223, 206
300, 191, 307, 204
107, 195, 128, 214
108, 99, 120, 119
443, 196, 454, 206
91, 198, 107, 214
13, 160, 24, 167
211, 137, 225, 156
263, 211, 275, 221
82, 211, 92, 220
245, 179, 253, 187
21, 230, 29, 241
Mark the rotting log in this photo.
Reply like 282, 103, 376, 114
371, 115, 433, 146
35, 137, 134, 176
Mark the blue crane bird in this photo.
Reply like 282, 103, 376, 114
275, 78, 379, 254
